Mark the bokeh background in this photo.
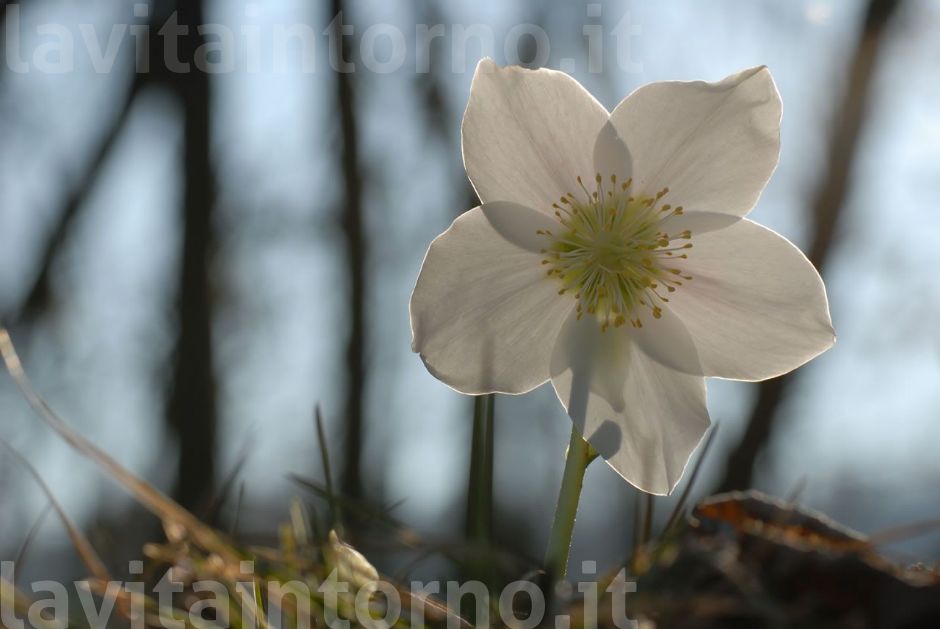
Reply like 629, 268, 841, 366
1, 0, 938, 584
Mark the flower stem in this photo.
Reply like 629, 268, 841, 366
466, 394, 495, 544
544, 425, 598, 581
464, 394, 495, 621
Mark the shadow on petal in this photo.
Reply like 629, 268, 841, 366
480, 202, 560, 253
549, 308, 710, 495
589, 420, 623, 460
550, 311, 630, 417
662, 210, 741, 237
628, 304, 704, 376
593, 120, 633, 180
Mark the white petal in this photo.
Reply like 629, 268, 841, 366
665, 214, 834, 381
550, 315, 710, 495
411, 202, 574, 395
462, 59, 609, 213
609, 66, 781, 217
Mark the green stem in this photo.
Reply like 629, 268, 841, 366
544, 425, 598, 580
464, 394, 495, 621
466, 394, 495, 543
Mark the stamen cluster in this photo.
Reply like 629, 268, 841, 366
538, 174, 693, 331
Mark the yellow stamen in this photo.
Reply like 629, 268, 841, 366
537, 174, 694, 330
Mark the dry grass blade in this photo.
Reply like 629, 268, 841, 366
0, 329, 236, 561
397, 585, 474, 629
0, 439, 110, 583
1, 577, 58, 629
870, 517, 940, 546
664, 423, 720, 533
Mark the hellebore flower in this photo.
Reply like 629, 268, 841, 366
410, 60, 834, 495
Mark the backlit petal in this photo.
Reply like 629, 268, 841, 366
666, 215, 835, 381
411, 202, 574, 394
609, 66, 781, 217
550, 315, 710, 495
462, 59, 609, 214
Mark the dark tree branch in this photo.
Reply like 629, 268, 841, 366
7, 76, 145, 325
717, 0, 903, 493
6, 3, 167, 325
330, 0, 367, 502
164, 0, 218, 511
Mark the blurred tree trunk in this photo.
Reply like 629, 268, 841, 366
329, 0, 367, 502
717, 0, 902, 493
164, 0, 218, 511
0, 2, 15, 31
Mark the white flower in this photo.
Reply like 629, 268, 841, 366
410, 60, 835, 495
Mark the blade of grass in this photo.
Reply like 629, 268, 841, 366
315, 405, 342, 530
631, 489, 643, 567
0, 439, 110, 582
664, 423, 720, 533
289, 499, 311, 548
0, 329, 237, 561
640, 493, 654, 546
205, 436, 253, 525
15, 502, 52, 569
230, 481, 246, 537
786, 476, 808, 503
290, 475, 403, 528
250, 580, 270, 629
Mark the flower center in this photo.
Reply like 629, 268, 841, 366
538, 174, 693, 331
